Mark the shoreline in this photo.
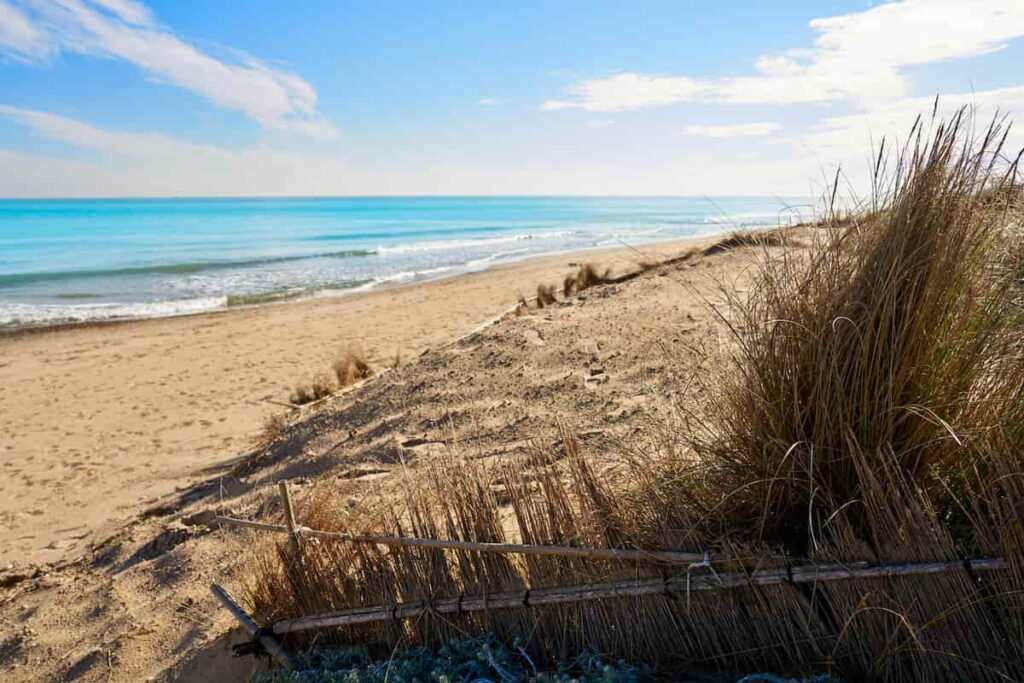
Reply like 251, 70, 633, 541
0, 230, 736, 339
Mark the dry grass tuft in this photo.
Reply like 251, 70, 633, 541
259, 413, 288, 444
574, 263, 611, 290
562, 262, 614, 298
290, 346, 376, 406
290, 373, 335, 405
562, 273, 578, 297
332, 344, 374, 387
535, 283, 557, 308
700, 228, 792, 256
684, 111, 1024, 554
513, 293, 530, 316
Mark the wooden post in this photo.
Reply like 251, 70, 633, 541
278, 481, 300, 552
210, 583, 293, 667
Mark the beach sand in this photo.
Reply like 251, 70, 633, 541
0, 239, 703, 565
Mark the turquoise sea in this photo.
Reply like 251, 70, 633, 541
0, 196, 811, 326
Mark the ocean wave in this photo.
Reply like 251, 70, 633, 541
377, 231, 576, 256
0, 249, 377, 288
464, 247, 533, 269
368, 266, 456, 287
696, 210, 796, 225
0, 297, 228, 326
225, 279, 373, 306
300, 224, 520, 242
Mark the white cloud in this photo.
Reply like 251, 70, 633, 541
544, 0, 1024, 111
0, 0, 337, 139
0, 104, 232, 159
0, 0, 50, 60
683, 122, 780, 137
801, 86, 1024, 159
477, 97, 500, 106
87, 0, 151, 25
542, 73, 704, 112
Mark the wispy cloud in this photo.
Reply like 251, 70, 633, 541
0, 104, 231, 159
543, 0, 1024, 111
0, 0, 337, 139
0, 105, 351, 196
682, 122, 780, 137
801, 86, 1024, 160
0, 0, 51, 60
477, 97, 500, 106
543, 73, 702, 112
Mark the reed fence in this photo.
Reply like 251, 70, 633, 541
210, 482, 1014, 672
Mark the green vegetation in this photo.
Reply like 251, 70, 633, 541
255, 638, 644, 683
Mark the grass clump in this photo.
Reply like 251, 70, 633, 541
332, 344, 374, 387
258, 412, 288, 444
290, 345, 375, 406
563, 263, 613, 297
700, 229, 789, 256
536, 283, 558, 308
289, 373, 334, 406
683, 110, 1024, 553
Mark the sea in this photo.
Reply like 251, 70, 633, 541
0, 196, 813, 327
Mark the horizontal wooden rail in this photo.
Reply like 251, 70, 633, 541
269, 557, 1008, 636
214, 514, 709, 564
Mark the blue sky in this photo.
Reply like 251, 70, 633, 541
0, 0, 1023, 197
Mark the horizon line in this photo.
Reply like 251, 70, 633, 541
0, 193, 814, 201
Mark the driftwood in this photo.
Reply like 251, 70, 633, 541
214, 514, 708, 564
268, 556, 1008, 636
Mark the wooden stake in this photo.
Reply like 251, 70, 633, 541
210, 583, 293, 667
278, 481, 300, 552
269, 557, 1008, 636
214, 514, 707, 564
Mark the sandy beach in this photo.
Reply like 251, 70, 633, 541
0, 238, 701, 566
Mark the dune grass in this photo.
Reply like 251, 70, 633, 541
681, 110, 1024, 553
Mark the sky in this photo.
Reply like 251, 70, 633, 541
0, 0, 1023, 197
